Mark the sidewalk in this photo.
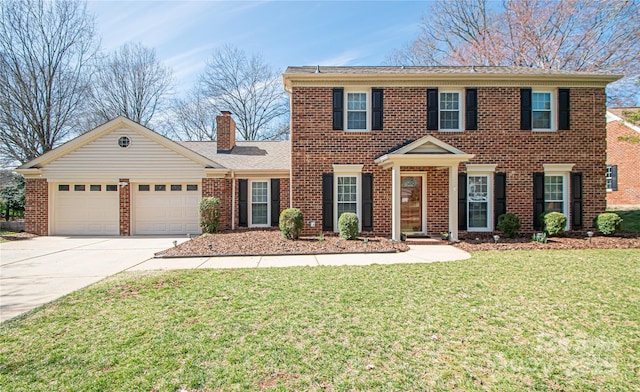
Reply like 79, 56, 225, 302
127, 245, 472, 271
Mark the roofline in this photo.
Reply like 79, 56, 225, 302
18, 116, 225, 170
283, 69, 622, 90
607, 110, 640, 134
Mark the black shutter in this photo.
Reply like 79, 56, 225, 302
611, 165, 618, 191
332, 88, 344, 130
521, 88, 532, 130
372, 88, 383, 130
427, 88, 439, 130
494, 172, 507, 229
571, 172, 583, 230
270, 179, 280, 227
533, 172, 544, 230
322, 173, 334, 231
238, 179, 248, 227
362, 173, 373, 231
465, 88, 478, 130
558, 88, 570, 130
458, 172, 467, 230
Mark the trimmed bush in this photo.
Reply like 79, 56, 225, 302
497, 213, 521, 238
593, 212, 623, 235
541, 212, 567, 237
199, 197, 221, 233
338, 212, 359, 240
279, 208, 303, 240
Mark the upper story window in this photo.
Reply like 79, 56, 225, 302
532, 92, 552, 130
427, 88, 476, 132
521, 88, 569, 132
347, 92, 368, 131
332, 88, 383, 132
439, 91, 462, 131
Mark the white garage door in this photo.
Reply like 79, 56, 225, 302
133, 183, 201, 235
53, 183, 119, 235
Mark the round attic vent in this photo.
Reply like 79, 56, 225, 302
118, 136, 131, 148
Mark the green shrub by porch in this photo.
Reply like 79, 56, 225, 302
541, 212, 566, 237
594, 212, 623, 235
338, 212, 359, 240
200, 197, 221, 233
497, 213, 521, 238
279, 208, 303, 240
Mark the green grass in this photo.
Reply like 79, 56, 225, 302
611, 209, 640, 232
1, 250, 639, 391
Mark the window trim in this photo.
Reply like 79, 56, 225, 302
465, 164, 497, 232
344, 89, 371, 132
543, 164, 573, 229
532, 90, 555, 132
438, 89, 464, 132
248, 180, 270, 228
605, 165, 614, 192
332, 164, 363, 232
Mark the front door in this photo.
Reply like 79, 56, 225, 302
401, 176, 423, 234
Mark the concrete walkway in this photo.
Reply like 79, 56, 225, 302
1, 236, 470, 322
131, 245, 471, 271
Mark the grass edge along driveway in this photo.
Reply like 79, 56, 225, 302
1, 248, 639, 391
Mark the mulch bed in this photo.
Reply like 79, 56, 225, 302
0, 232, 37, 241
155, 230, 410, 257
453, 232, 640, 252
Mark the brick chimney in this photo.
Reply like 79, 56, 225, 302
216, 111, 236, 153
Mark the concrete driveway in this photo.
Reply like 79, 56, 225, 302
0, 236, 188, 322
1, 236, 471, 323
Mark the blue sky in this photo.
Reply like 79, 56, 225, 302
87, 0, 428, 95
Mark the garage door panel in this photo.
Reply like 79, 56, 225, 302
53, 184, 119, 235
134, 183, 201, 235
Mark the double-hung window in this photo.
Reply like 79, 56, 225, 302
544, 175, 564, 214
346, 92, 368, 131
467, 175, 490, 231
337, 176, 358, 218
250, 181, 269, 227
532, 92, 552, 130
439, 91, 461, 131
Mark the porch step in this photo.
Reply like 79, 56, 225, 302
404, 237, 449, 245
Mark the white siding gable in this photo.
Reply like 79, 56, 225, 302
43, 126, 206, 182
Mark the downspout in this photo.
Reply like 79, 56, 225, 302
231, 171, 235, 230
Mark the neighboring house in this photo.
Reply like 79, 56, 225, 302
15, 113, 290, 236
282, 66, 619, 240
17, 66, 620, 240
606, 108, 640, 208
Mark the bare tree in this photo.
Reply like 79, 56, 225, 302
170, 89, 219, 141
199, 45, 289, 141
0, 0, 99, 165
387, 0, 640, 75
89, 42, 174, 127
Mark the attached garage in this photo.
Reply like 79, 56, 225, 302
133, 183, 201, 235
52, 183, 119, 235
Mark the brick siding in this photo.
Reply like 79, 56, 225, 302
119, 178, 130, 236
24, 178, 48, 235
202, 177, 233, 230
290, 86, 607, 236
606, 120, 640, 207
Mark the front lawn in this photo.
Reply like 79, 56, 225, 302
1, 249, 639, 391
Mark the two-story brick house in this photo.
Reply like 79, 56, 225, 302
283, 66, 620, 240
17, 66, 619, 239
